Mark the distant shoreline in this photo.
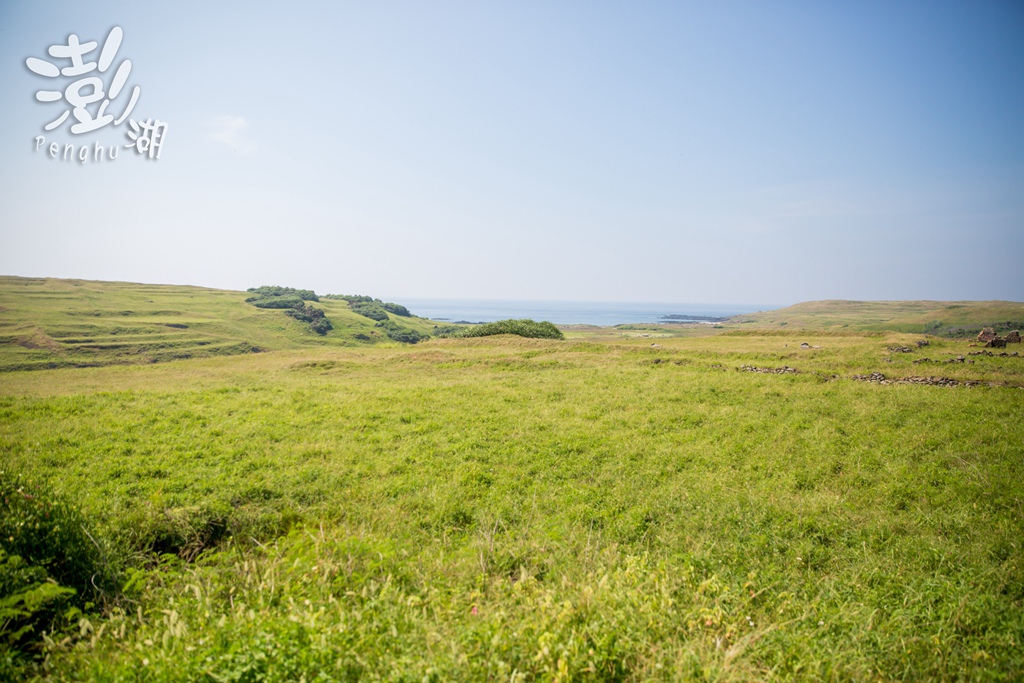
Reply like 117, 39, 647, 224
400, 298, 774, 327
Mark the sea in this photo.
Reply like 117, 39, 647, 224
398, 299, 778, 326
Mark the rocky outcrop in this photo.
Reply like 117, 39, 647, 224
1006, 330, 1021, 344
978, 327, 998, 343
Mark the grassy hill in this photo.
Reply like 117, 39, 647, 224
0, 276, 438, 371
731, 299, 1024, 335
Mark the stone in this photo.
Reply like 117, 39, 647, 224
978, 327, 997, 343
1006, 330, 1021, 344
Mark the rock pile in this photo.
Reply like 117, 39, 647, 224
740, 364, 799, 374
978, 328, 998, 343
913, 356, 983, 366
852, 373, 980, 387
977, 328, 1019, 348
916, 340, 930, 347
853, 372, 889, 383
968, 350, 1020, 357
887, 345, 913, 353
900, 376, 980, 387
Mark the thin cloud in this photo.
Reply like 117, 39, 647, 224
209, 115, 255, 152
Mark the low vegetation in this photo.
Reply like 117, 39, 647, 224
435, 318, 565, 340
0, 471, 118, 678
245, 285, 320, 309
375, 319, 427, 344
1, 281, 1022, 679
284, 303, 333, 336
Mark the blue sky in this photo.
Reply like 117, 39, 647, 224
1, 1, 1022, 305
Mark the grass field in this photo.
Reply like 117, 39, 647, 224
1, 280, 1023, 681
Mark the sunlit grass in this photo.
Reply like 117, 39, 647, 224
1, 329, 1022, 680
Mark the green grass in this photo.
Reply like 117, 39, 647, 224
0, 281, 1022, 680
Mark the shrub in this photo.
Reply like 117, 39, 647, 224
0, 550, 75, 667
285, 304, 332, 335
352, 304, 389, 322
322, 294, 373, 304
0, 471, 115, 669
246, 286, 319, 302
308, 318, 332, 335
459, 319, 564, 340
432, 325, 463, 338
0, 471, 114, 604
250, 296, 305, 309
382, 302, 412, 317
375, 321, 427, 344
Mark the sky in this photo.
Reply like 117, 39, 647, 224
1, 1, 1022, 306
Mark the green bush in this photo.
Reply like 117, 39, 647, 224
375, 320, 427, 344
250, 296, 304, 309
352, 304, 389, 322
322, 294, 373, 303
459, 319, 564, 340
308, 318, 332, 335
0, 471, 114, 604
246, 286, 319, 303
0, 471, 115, 671
0, 550, 75, 649
285, 303, 333, 335
382, 302, 412, 317
432, 325, 463, 338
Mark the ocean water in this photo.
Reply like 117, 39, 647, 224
398, 299, 777, 326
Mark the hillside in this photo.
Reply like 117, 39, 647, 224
0, 276, 438, 371
731, 299, 1024, 335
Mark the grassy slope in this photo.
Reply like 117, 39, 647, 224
1, 281, 1022, 680
732, 299, 1024, 333
0, 276, 438, 371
